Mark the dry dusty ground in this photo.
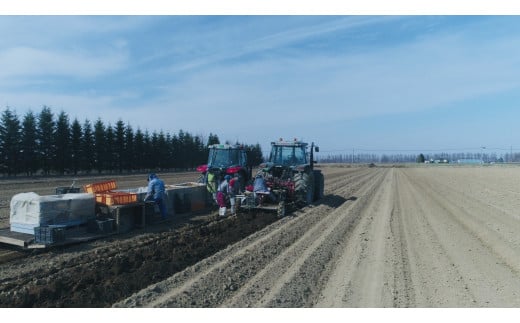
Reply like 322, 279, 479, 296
2, 165, 520, 307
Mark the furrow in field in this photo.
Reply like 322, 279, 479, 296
394, 169, 477, 307
400, 169, 520, 307
314, 168, 396, 307
115, 167, 383, 307
408, 168, 520, 249
234, 169, 387, 307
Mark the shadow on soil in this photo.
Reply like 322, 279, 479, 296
315, 194, 352, 208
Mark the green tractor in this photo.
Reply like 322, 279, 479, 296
245, 138, 324, 217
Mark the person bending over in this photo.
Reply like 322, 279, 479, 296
145, 173, 167, 220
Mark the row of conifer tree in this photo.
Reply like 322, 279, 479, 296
0, 106, 263, 176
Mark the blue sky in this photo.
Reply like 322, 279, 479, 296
2, 14, 520, 156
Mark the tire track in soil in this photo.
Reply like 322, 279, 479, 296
324, 168, 374, 194
388, 171, 415, 307
230, 169, 387, 307
393, 169, 478, 306
407, 168, 520, 249
400, 169, 520, 306
114, 168, 386, 307
314, 168, 397, 307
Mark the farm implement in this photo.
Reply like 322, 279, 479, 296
238, 138, 324, 217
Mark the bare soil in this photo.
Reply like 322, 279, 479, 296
2, 165, 520, 307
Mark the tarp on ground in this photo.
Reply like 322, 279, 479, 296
10, 192, 96, 234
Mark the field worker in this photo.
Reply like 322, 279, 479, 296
145, 173, 167, 220
253, 173, 268, 193
253, 173, 275, 204
206, 172, 218, 203
228, 176, 238, 215
216, 175, 231, 217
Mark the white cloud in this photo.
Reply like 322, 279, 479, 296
0, 16, 154, 45
138, 24, 520, 140
0, 46, 128, 80
164, 16, 397, 74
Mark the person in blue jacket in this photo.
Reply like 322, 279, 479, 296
145, 173, 168, 219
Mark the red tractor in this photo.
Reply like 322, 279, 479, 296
197, 144, 252, 200
240, 138, 324, 217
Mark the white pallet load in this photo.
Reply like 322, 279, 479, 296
10, 192, 96, 234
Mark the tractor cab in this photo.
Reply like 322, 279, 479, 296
261, 139, 319, 175
197, 144, 251, 197
269, 142, 308, 166
207, 145, 245, 169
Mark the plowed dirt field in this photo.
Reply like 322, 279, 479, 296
2, 165, 520, 308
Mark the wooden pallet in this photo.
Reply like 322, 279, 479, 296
0, 228, 34, 248
0, 226, 116, 249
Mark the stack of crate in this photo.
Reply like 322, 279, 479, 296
84, 180, 138, 206
34, 225, 66, 244
87, 218, 115, 234
84, 180, 117, 194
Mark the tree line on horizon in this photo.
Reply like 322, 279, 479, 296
319, 151, 519, 164
0, 106, 264, 177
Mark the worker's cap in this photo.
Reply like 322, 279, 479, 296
148, 173, 157, 181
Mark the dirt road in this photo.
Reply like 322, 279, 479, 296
116, 166, 520, 307
2, 165, 520, 307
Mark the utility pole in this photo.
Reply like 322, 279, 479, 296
352, 149, 354, 164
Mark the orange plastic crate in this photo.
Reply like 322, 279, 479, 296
84, 180, 117, 193
95, 192, 138, 205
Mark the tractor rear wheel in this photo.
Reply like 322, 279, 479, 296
197, 173, 206, 184
294, 172, 314, 207
313, 170, 324, 201
277, 200, 286, 218
236, 171, 247, 193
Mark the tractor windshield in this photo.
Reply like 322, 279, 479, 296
270, 145, 307, 166
208, 148, 240, 167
